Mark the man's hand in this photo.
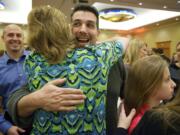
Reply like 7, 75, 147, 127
7, 126, 25, 135
37, 78, 86, 112
18, 78, 86, 117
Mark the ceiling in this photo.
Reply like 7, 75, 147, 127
0, 0, 180, 33
32, 0, 180, 12
32, 0, 180, 33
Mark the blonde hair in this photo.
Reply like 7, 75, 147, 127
124, 38, 146, 65
124, 55, 168, 114
27, 6, 75, 64
176, 41, 180, 49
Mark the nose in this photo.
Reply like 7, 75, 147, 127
79, 24, 87, 33
171, 79, 176, 88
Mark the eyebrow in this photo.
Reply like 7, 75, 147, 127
73, 19, 96, 23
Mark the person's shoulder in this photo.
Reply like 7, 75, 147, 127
0, 56, 4, 63
24, 50, 31, 56
131, 110, 162, 135
0, 55, 6, 66
24, 52, 47, 69
142, 110, 162, 122
26, 52, 44, 61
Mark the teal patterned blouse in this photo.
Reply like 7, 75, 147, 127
24, 41, 123, 135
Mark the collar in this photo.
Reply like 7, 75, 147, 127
2, 50, 30, 64
139, 104, 150, 115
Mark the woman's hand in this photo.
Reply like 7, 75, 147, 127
117, 102, 136, 129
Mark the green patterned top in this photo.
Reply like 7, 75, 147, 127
24, 41, 123, 135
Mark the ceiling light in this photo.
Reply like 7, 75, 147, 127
110, 0, 114, 2
93, 2, 180, 30
99, 8, 136, 22
163, 5, 167, 9
177, 1, 180, 4
0, 1, 5, 10
138, 3, 143, 6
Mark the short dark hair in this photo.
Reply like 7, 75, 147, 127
71, 4, 99, 29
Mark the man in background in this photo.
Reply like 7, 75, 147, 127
0, 24, 27, 135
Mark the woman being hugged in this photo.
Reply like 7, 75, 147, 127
23, 5, 124, 135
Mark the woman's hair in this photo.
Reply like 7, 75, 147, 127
124, 55, 168, 114
124, 38, 146, 65
27, 6, 75, 64
176, 41, 180, 49
151, 88, 180, 132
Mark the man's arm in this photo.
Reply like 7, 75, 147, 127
7, 86, 32, 128
7, 78, 86, 127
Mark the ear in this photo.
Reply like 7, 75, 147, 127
97, 29, 100, 36
1, 34, 4, 41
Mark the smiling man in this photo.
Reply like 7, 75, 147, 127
0, 24, 28, 135
71, 5, 126, 134
71, 5, 99, 47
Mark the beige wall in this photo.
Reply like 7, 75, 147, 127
1, 22, 179, 56
135, 22, 180, 56
98, 21, 180, 56
0, 26, 4, 50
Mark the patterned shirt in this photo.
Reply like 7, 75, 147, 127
24, 41, 123, 135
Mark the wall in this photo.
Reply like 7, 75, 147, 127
0, 25, 4, 50
98, 21, 180, 56
1, 21, 180, 56
136, 21, 180, 56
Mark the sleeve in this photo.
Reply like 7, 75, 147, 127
115, 127, 128, 135
6, 86, 33, 128
108, 40, 124, 69
0, 113, 12, 134
96, 40, 124, 67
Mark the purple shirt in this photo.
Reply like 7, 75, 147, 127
0, 50, 30, 134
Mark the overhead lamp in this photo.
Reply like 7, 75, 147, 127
99, 8, 136, 22
138, 2, 143, 6
0, 1, 5, 10
163, 5, 167, 9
